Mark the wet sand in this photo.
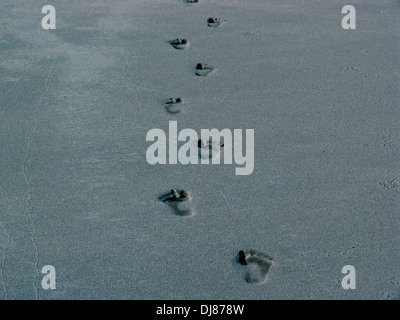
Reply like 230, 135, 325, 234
0, 0, 399, 299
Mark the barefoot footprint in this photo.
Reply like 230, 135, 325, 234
198, 138, 224, 160
195, 63, 216, 76
168, 38, 189, 50
163, 98, 185, 114
237, 250, 273, 284
207, 17, 226, 28
159, 189, 195, 217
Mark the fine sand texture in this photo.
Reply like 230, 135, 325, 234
0, 0, 399, 299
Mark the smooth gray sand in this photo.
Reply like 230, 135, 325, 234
0, 0, 399, 299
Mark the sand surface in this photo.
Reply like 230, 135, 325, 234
0, 0, 399, 299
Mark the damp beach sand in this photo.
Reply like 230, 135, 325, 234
0, 0, 399, 300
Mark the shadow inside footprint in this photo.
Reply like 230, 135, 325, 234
198, 138, 224, 160
237, 250, 273, 284
195, 63, 216, 76
183, 0, 199, 3
207, 17, 226, 27
159, 189, 196, 217
164, 98, 184, 114
168, 38, 189, 50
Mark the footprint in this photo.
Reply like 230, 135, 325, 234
198, 138, 224, 160
207, 17, 226, 28
163, 98, 185, 114
183, 0, 199, 3
237, 250, 273, 284
168, 38, 189, 50
195, 63, 216, 76
159, 189, 196, 217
